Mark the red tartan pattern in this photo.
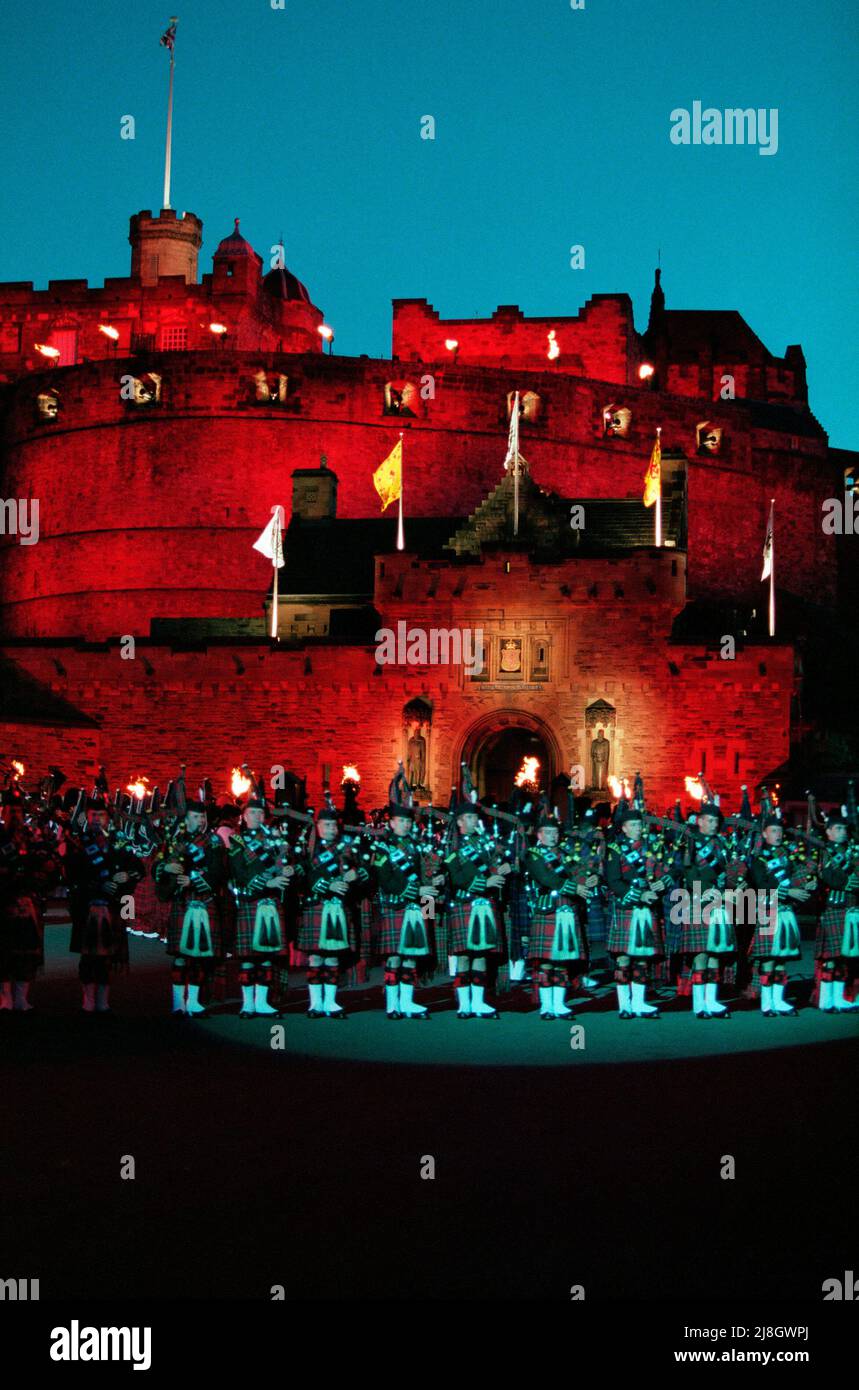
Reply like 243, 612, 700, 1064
607, 905, 665, 958
748, 908, 801, 960
165, 897, 224, 956
297, 899, 358, 955
233, 897, 288, 958
676, 899, 738, 955
0, 894, 44, 966
376, 905, 431, 957
133, 869, 170, 938
445, 900, 506, 957
529, 903, 587, 962
815, 905, 859, 959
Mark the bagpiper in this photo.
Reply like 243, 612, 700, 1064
604, 807, 672, 1018
0, 788, 60, 1012
746, 817, 812, 1016
155, 800, 228, 1016
64, 795, 143, 1013
372, 796, 438, 1019
227, 798, 294, 1018
297, 806, 369, 1019
678, 803, 734, 1018
523, 810, 595, 1019
815, 813, 859, 1013
444, 801, 512, 1019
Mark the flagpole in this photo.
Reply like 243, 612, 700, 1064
396, 432, 405, 551
271, 554, 278, 639
163, 25, 176, 210
768, 497, 775, 637
513, 393, 520, 537
655, 426, 662, 547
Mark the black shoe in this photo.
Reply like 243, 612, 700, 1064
404, 1010, 432, 1020
306, 1008, 325, 1019
239, 1009, 255, 1019
710, 1009, 732, 1019
325, 1010, 348, 1020
387, 1010, 403, 1021
695, 1010, 711, 1019
634, 1010, 661, 1020
476, 1009, 500, 1019
457, 1010, 473, 1019
540, 1011, 554, 1020
619, 1009, 634, 1020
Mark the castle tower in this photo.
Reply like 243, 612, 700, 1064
129, 208, 203, 285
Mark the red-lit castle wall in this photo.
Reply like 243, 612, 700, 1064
0, 549, 793, 813
0, 349, 839, 639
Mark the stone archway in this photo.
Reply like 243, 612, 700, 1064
457, 710, 562, 806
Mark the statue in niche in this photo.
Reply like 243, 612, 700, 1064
36, 391, 59, 421
590, 726, 611, 791
697, 421, 722, 455
603, 405, 631, 438
406, 722, 428, 790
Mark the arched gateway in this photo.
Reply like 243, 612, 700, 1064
457, 710, 563, 805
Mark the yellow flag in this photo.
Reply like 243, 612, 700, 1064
373, 439, 402, 512
643, 434, 661, 508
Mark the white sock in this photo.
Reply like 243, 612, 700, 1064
254, 983, 278, 1014
171, 983, 186, 1013
240, 983, 255, 1013
308, 982, 323, 1012
551, 985, 571, 1017
616, 983, 632, 1014
186, 983, 206, 1014
323, 982, 342, 1014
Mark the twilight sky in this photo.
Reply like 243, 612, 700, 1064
1, 0, 856, 446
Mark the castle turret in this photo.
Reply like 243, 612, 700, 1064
129, 208, 203, 285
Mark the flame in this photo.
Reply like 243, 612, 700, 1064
638, 362, 655, 380
547, 330, 560, 361
444, 338, 459, 352
98, 324, 119, 341
11, 759, 25, 780
34, 342, 61, 359
514, 756, 540, 789
684, 775, 705, 801
341, 764, 361, 785
608, 775, 633, 800
126, 777, 150, 800
230, 767, 252, 799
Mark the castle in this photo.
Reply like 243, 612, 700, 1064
0, 205, 855, 811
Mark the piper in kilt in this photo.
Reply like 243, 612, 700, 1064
678, 804, 734, 1019
64, 797, 144, 1013
372, 801, 440, 1019
155, 802, 227, 1016
444, 802, 512, 1019
0, 792, 61, 1012
298, 807, 369, 1019
524, 814, 595, 1019
815, 814, 859, 1013
228, 799, 294, 1019
604, 808, 672, 1018
747, 817, 814, 1017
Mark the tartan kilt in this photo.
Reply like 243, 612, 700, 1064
165, 897, 224, 958
134, 861, 170, 938
233, 897, 288, 959
816, 905, 859, 959
607, 904, 665, 958
377, 904, 431, 957
297, 898, 357, 955
70, 900, 128, 965
0, 894, 44, 966
446, 898, 506, 957
529, 902, 586, 962
749, 906, 802, 960
677, 901, 737, 956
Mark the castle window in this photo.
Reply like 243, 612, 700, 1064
384, 381, 418, 417
603, 404, 631, 438
696, 421, 722, 455
253, 370, 288, 403
0, 323, 21, 353
36, 391, 60, 422
128, 372, 161, 406
507, 391, 542, 424
160, 326, 187, 351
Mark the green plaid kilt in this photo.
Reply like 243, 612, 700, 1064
377, 904, 431, 957
529, 900, 586, 962
677, 900, 737, 956
166, 896, 224, 957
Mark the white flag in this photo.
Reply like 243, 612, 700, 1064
760, 500, 774, 580
253, 506, 285, 568
504, 392, 520, 472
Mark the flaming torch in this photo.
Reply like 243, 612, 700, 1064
11, 759, 25, 781
230, 766, 252, 800
126, 776, 151, 813
341, 765, 361, 786
514, 756, 541, 792
684, 775, 706, 802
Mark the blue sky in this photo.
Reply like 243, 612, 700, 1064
1, 0, 856, 446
